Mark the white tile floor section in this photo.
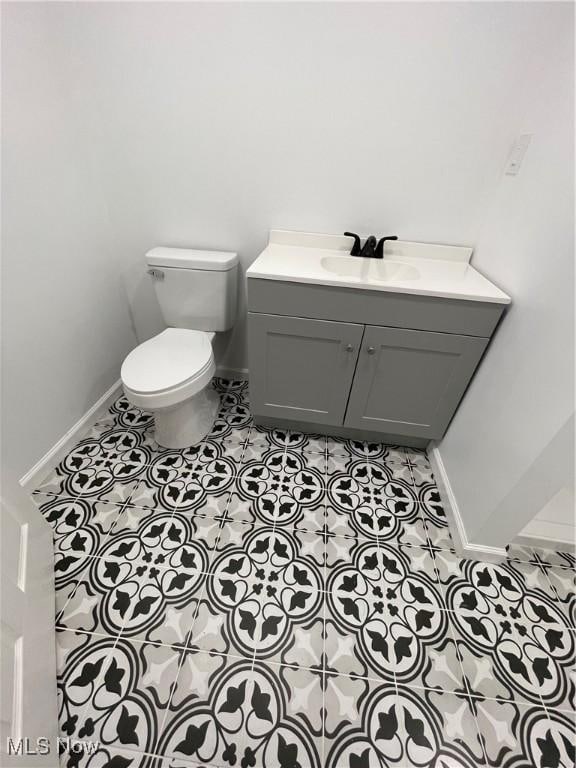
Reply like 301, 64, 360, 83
34, 378, 575, 767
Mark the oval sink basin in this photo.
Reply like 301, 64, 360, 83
372, 260, 420, 282
320, 256, 420, 282
320, 256, 367, 278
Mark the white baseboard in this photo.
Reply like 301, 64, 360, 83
19, 370, 248, 492
513, 532, 576, 553
428, 443, 507, 563
216, 366, 249, 381
19, 379, 122, 492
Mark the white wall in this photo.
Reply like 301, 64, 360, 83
1, 4, 137, 481
520, 486, 576, 549
436, 7, 574, 549
29, 1, 569, 370
3, 1, 573, 515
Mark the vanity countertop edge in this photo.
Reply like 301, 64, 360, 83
246, 229, 511, 306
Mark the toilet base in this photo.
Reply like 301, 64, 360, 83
153, 386, 220, 449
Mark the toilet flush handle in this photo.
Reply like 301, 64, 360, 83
147, 268, 165, 281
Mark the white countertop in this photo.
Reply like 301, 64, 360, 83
247, 230, 511, 305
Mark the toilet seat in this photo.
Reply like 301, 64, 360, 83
121, 328, 215, 409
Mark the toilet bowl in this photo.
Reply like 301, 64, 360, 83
121, 328, 220, 448
120, 246, 238, 449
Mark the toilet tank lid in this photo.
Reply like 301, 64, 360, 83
146, 246, 238, 271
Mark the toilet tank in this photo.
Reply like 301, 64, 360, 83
146, 247, 238, 331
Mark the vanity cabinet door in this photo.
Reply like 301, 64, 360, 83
344, 325, 489, 439
248, 313, 363, 425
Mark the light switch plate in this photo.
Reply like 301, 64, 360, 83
505, 134, 532, 176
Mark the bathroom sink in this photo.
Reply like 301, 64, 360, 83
246, 230, 512, 303
320, 255, 420, 282
320, 256, 367, 278
372, 260, 420, 282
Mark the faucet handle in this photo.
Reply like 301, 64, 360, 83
375, 236, 398, 259
343, 232, 361, 256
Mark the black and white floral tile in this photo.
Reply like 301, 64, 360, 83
34, 378, 576, 768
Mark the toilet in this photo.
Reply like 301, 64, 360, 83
121, 246, 238, 449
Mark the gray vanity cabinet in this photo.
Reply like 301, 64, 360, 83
247, 313, 364, 425
344, 326, 488, 438
247, 279, 504, 445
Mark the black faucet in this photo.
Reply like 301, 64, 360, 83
343, 231, 362, 256
343, 232, 398, 259
374, 236, 398, 259
359, 235, 377, 258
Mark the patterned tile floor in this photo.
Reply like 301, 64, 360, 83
33, 378, 575, 768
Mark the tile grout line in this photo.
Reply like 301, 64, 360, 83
56, 520, 575, 626
34, 439, 431, 496
35, 468, 446, 511
58, 624, 567, 724
151, 380, 247, 763
54, 540, 576, 648
443, 619, 500, 766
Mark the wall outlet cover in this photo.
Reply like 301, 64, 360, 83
505, 134, 532, 176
